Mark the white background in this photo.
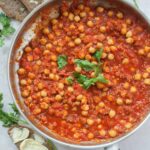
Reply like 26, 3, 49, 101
0, 0, 150, 150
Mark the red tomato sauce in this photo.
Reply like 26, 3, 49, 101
18, 1, 150, 143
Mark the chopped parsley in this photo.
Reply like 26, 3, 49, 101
57, 55, 68, 69
0, 93, 27, 127
0, 13, 15, 47
66, 76, 73, 85
73, 72, 108, 89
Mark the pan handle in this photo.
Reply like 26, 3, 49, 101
104, 144, 120, 150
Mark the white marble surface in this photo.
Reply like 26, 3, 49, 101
0, 0, 150, 150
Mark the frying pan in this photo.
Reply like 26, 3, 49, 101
8, 0, 150, 150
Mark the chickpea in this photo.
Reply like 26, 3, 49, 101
134, 73, 141, 80
116, 98, 123, 105
49, 73, 55, 80
68, 41, 75, 47
144, 46, 150, 53
116, 12, 123, 19
138, 49, 145, 55
54, 75, 60, 81
38, 83, 44, 90
74, 38, 82, 45
130, 86, 137, 93
89, 11, 94, 17
125, 99, 133, 105
68, 87, 74, 92
108, 129, 117, 137
68, 13, 74, 21
41, 90, 47, 97
85, 54, 92, 61
58, 83, 64, 90
102, 52, 107, 59
123, 82, 130, 89
96, 82, 105, 89
121, 28, 127, 35
126, 38, 134, 44
85, 6, 90, 12
74, 16, 80, 22
109, 110, 116, 118
87, 119, 94, 126
144, 78, 150, 85
108, 10, 114, 17
96, 42, 103, 48
89, 47, 96, 54
108, 38, 114, 45
63, 11, 69, 17
51, 19, 58, 25
75, 66, 82, 73
55, 94, 62, 101
99, 129, 106, 136
146, 67, 150, 73
122, 58, 129, 64
97, 7, 104, 13
99, 102, 105, 108
78, 4, 84, 10
46, 43, 52, 49
43, 50, 50, 55
78, 25, 84, 32
80, 12, 87, 18
126, 31, 133, 38
18, 68, 26, 75
81, 104, 89, 111
43, 28, 50, 34
20, 79, 27, 86
33, 108, 41, 115
25, 47, 32, 53
125, 122, 132, 129
143, 72, 149, 78
28, 72, 35, 79
50, 54, 57, 61
80, 96, 87, 104
22, 90, 30, 98
87, 21, 94, 27
108, 53, 115, 60
100, 26, 106, 33
126, 19, 132, 25
44, 69, 50, 75
73, 133, 80, 139
81, 111, 88, 116
87, 133, 94, 139
40, 38, 47, 45
76, 94, 83, 101
40, 102, 49, 110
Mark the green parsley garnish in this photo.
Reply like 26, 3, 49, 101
0, 93, 27, 127
73, 72, 108, 89
66, 76, 73, 85
74, 59, 97, 71
57, 55, 68, 69
0, 13, 15, 47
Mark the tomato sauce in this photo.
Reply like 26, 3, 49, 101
18, 1, 150, 143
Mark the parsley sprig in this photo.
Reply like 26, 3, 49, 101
0, 13, 15, 47
74, 48, 108, 89
0, 93, 27, 127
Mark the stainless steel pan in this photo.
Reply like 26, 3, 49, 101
8, 0, 150, 149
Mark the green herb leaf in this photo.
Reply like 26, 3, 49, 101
1, 26, 15, 36
74, 59, 97, 71
47, 139, 57, 150
0, 13, 10, 26
0, 94, 28, 127
9, 103, 19, 115
66, 76, 73, 85
57, 55, 68, 69
0, 37, 4, 47
93, 48, 103, 62
73, 72, 108, 89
